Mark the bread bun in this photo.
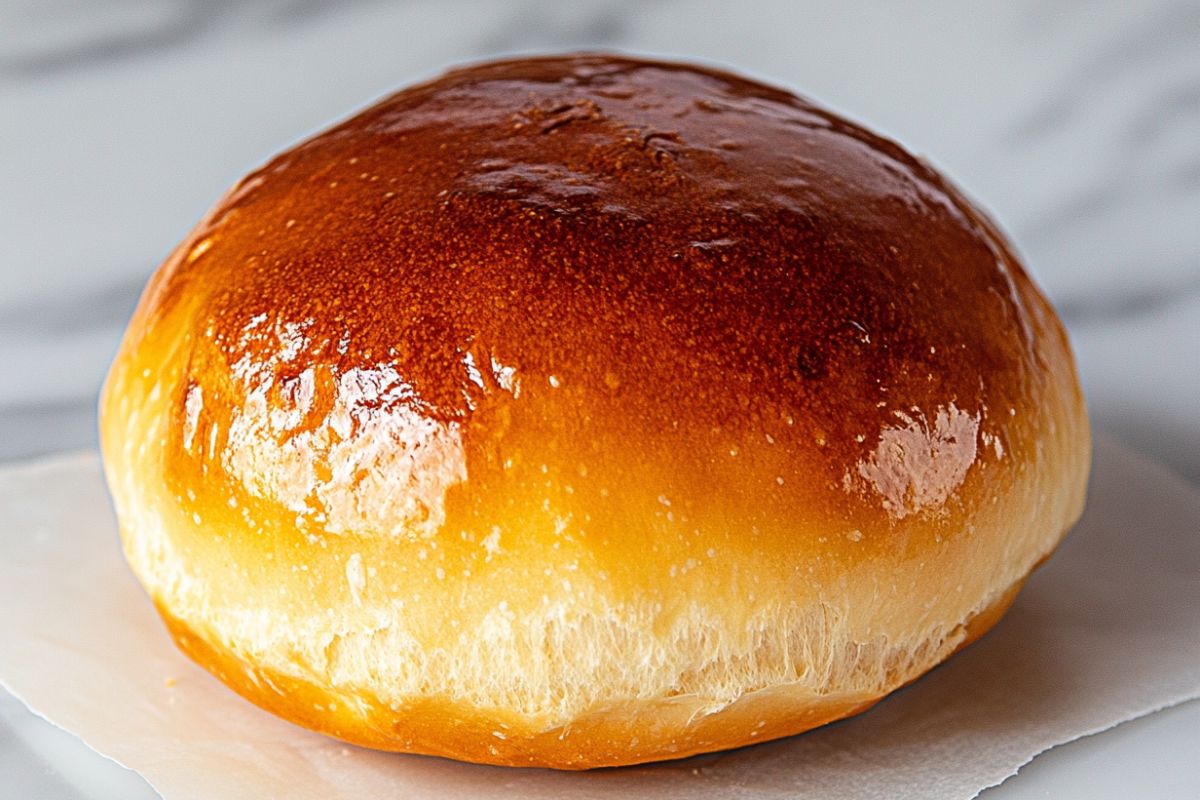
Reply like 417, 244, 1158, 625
100, 54, 1090, 768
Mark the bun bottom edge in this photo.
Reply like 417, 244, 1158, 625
153, 577, 1024, 769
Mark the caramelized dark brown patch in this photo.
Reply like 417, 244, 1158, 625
152, 54, 1052, 540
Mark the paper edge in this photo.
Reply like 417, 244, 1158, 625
0, 450, 165, 796
9, 675, 1198, 800
1, 432, 1198, 800
0, 674, 164, 798
970, 697, 1200, 799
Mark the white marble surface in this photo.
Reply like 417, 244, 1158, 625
1, 1, 1197, 797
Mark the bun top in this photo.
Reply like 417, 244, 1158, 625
103, 56, 1089, 757
121, 53, 1080, 596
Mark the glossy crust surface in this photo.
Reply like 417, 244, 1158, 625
101, 54, 1091, 768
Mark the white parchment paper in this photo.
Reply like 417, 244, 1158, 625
1, 436, 1197, 800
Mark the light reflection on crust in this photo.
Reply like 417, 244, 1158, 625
853, 403, 981, 519
217, 319, 471, 539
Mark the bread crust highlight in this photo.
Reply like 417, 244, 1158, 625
101, 54, 1091, 768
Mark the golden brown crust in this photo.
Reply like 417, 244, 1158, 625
154, 576, 1025, 769
101, 53, 1090, 768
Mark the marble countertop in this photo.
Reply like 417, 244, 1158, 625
2, 1, 1197, 797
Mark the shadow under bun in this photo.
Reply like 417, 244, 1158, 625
101, 54, 1090, 768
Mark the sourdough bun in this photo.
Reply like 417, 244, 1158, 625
100, 54, 1090, 769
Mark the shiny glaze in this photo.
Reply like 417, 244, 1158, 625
100, 54, 1091, 765
122, 54, 1071, 601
